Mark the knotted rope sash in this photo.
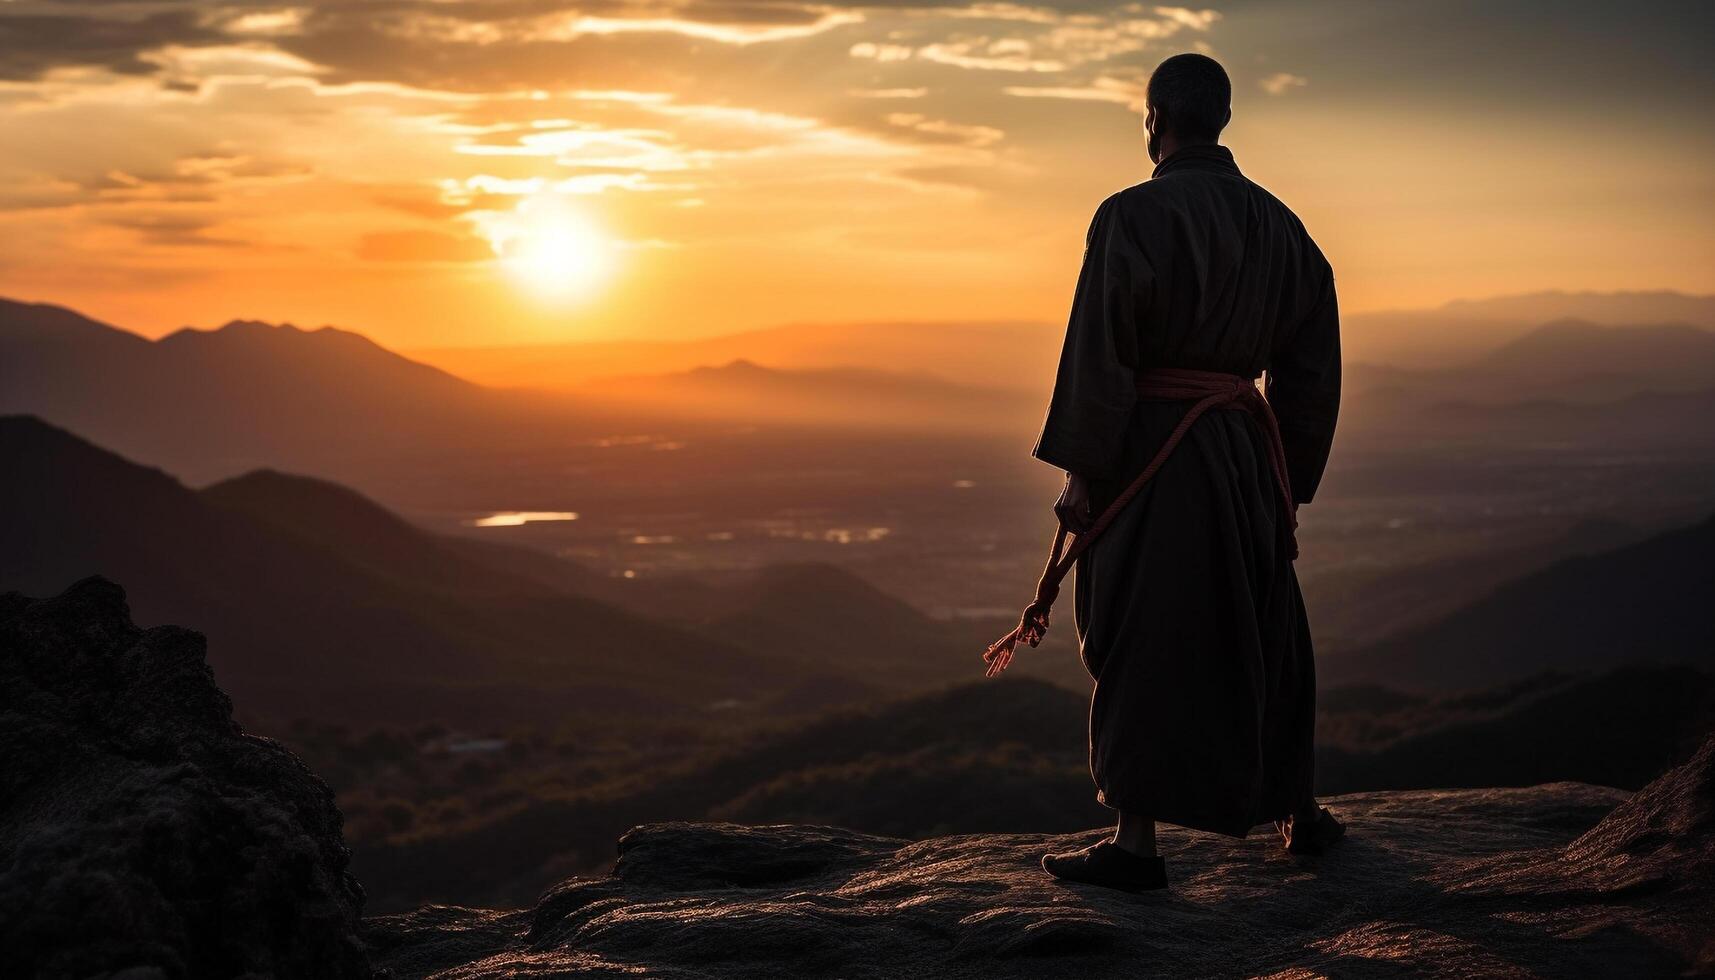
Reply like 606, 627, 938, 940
982, 368, 1298, 677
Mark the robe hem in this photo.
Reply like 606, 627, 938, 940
1096, 790, 1300, 839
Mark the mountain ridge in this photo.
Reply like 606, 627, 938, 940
1329, 512, 1715, 691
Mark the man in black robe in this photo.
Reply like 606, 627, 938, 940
1032, 53, 1344, 891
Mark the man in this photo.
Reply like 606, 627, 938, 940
992, 53, 1344, 891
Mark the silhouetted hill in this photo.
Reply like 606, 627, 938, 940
1319, 666, 1715, 794
1342, 320, 1715, 452
1439, 290, 1715, 329
408, 320, 1061, 392
202, 469, 535, 597
1302, 516, 1648, 652
705, 562, 946, 669
413, 291, 1715, 390
1327, 514, 1715, 691
0, 298, 588, 483
0, 416, 863, 726
0, 297, 153, 346
1478, 319, 1715, 382
1343, 289, 1715, 367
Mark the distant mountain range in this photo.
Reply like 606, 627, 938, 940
1338, 318, 1715, 450
1350, 319, 1715, 399
408, 319, 1064, 392
0, 416, 968, 727
403, 289, 1715, 389
0, 298, 554, 484
9, 294, 1714, 487
1340, 290, 1715, 368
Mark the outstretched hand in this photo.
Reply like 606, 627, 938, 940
1053, 473, 1093, 534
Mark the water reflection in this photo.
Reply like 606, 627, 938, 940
468, 511, 580, 528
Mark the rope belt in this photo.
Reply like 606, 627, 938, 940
983, 368, 1298, 677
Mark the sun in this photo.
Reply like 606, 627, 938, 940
483, 197, 615, 300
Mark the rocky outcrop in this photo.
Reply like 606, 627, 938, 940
369, 744, 1715, 979
7, 575, 1712, 978
0, 579, 369, 979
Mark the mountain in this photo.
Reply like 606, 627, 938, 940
1325, 514, 1715, 691
1343, 290, 1715, 367
0, 298, 590, 484
1338, 319, 1715, 450
0, 416, 924, 726
409, 319, 1063, 392
1301, 517, 1648, 652
1351, 319, 1715, 399
1437, 290, 1715, 329
202, 469, 544, 597
1318, 666, 1714, 794
1477, 319, 1715, 383
415, 292, 1715, 392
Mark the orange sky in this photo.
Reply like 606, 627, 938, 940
1, 1, 1711, 348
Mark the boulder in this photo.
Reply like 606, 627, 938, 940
0, 578, 369, 979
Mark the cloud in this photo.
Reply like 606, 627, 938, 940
847, 87, 928, 99
917, 40, 1065, 73
522, 10, 865, 45
1259, 71, 1307, 96
849, 41, 915, 62
1003, 76, 1142, 108
103, 212, 250, 248
0, 10, 221, 80
847, 5, 1214, 75
1153, 7, 1220, 32
885, 112, 1005, 147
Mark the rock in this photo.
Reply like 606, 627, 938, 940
367, 743, 1715, 979
0, 578, 369, 979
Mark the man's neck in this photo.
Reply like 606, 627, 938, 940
1158, 135, 1220, 162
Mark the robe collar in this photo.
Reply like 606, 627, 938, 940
1152, 143, 1241, 179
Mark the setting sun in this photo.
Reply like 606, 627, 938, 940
482, 198, 615, 301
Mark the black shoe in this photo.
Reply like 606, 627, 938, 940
1277, 807, 1346, 855
1041, 840, 1168, 892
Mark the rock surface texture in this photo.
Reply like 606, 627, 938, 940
6, 576, 1712, 979
370, 741, 1715, 979
0, 578, 369, 979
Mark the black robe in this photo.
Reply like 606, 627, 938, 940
1032, 144, 1341, 837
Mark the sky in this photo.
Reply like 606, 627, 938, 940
1, 0, 1711, 348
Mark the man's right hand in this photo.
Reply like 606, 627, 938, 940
1054, 473, 1094, 534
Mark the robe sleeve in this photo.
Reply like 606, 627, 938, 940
1031, 195, 1147, 479
1267, 265, 1342, 505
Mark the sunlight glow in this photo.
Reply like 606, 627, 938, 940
481, 197, 615, 301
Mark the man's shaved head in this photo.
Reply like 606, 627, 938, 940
1146, 53, 1232, 143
